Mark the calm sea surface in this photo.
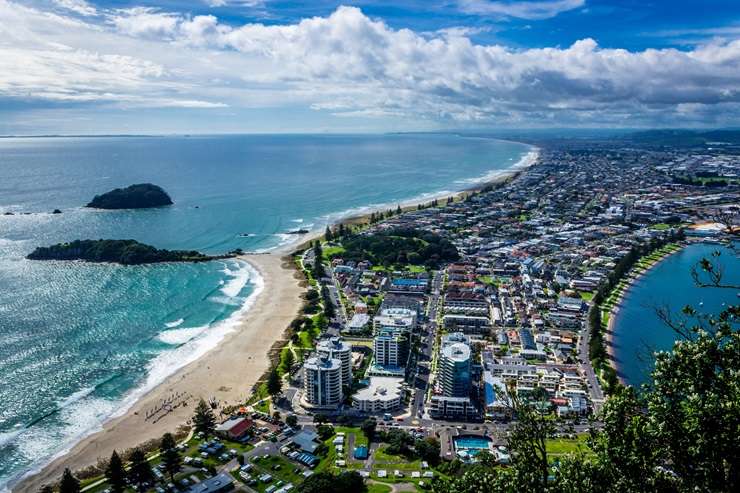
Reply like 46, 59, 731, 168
611, 242, 739, 388
0, 134, 531, 488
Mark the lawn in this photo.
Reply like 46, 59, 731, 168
546, 433, 590, 456
372, 446, 422, 471
316, 426, 369, 473
323, 245, 346, 260
579, 291, 594, 302
368, 484, 393, 493
248, 454, 306, 491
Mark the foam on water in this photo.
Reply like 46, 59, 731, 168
158, 325, 208, 345
219, 261, 251, 297
454, 149, 539, 186
164, 318, 185, 329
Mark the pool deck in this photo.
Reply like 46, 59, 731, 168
438, 427, 492, 459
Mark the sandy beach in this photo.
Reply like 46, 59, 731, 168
14, 253, 304, 493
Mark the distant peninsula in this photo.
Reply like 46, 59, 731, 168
27, 239, 233, 265
86, 183, 173, 209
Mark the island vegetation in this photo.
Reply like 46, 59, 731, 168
86, 183, 173, 209
27, 239, 232, 265
333, 228, 459, 268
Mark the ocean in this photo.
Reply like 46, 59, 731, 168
0, 133, 533, 488
610, 242, 739, 388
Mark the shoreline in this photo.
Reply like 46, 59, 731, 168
13, 253, 305, 493
12, 144, 539, 491
284, 147, 540, 255
604, 242, 688, 384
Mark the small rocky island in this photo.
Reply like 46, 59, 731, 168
27, 239, 233, 265
86, 183, 173, 210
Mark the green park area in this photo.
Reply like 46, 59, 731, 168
546, 433, 589, 457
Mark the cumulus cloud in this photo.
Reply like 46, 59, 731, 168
456, 0, 585, 20
2, 1, 740, 127
108, 7, 181, 39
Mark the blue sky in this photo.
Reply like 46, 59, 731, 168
1, 0, 740, 134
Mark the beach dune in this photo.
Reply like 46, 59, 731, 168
14, 253, 304, 493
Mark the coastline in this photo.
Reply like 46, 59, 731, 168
12, 143, 539, 491
604, 242, 687, 384
285, 147, 540, 255
13, 253, 304, 493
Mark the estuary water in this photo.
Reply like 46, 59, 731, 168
0, 133, 532, 488
610, 242, 739, 388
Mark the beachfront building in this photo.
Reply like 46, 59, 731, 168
316, 337, 352, 388
215, 416, 253, 440
431, 339, 476, 419
439, 342, 472, 398
351, 376, 404, 413
302, 355, 343, 409
372, 307, 417, 333
368, 328, 409, 377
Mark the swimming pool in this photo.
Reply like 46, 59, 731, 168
454, 436, 492, 457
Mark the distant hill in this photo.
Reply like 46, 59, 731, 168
623, 129, 740, 147
27, 239, 231, 265
86, 183, 173, 209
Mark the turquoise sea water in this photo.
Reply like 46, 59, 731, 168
0, 134, 532, 488
610, 242, 739, 388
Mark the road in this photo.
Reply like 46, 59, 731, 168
577, 319, 604, 412
408, 270, 442, 421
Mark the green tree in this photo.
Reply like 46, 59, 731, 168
127, 449, 154, 488
360, 418, 376, 443
324, 226, 333, 242
160, 432, 182, 482
105, 450, 127, 493
59, 469, 80, 493
646, 319, 740, 491
297, 471, 366, 493
193, 398, 216, 439
282, 348, 295, 373
415, 437, 441, 465
267, 366, 282, 398
385, 429, 413, 456
312, 242, 325, 279
286, 414, 298, 427
505, 386, 555, 491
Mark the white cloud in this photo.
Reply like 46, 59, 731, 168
108, 7, 181, 39
456, 0, 585, 20
2, 1, 740, 128
52, 0, 97, 17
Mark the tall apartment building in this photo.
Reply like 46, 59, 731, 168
302, 354, 342, 409
431, 340, 475, 419
439, 342, 472, 398
317, 337, 352, 388
368, 328, 409, 377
